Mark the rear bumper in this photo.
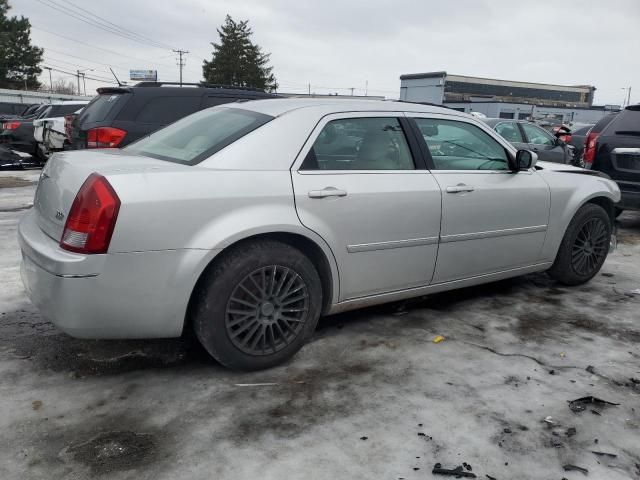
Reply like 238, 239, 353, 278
18, 209, 215, 339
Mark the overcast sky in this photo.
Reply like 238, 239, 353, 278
11, 0, 640, 105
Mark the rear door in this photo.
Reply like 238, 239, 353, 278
291, 112, 442, 300
407, 113, 550, 283
520, 122, 566, 163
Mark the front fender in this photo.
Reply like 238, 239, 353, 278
539, 172, 620, 262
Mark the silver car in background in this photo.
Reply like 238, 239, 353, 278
19, 99, 620, 370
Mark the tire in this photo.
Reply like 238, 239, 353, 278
548, 203, 611, 286
193, 240, 322, 371
614, 207, 624, 218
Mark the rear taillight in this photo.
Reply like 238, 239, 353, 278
582, 131, 600, 167
86, 127, 126, 148
2, 121, 21, 130
60, 174, 120, 254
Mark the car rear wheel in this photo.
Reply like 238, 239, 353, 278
193, 240, 322, 370
548, 203, 611, 286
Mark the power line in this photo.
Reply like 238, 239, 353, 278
59, 0, 177, 49
33, 26, 176, 68
35, 0, 176, 51
41, 64, 118, 85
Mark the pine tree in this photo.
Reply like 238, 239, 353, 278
0, 0, 43, 90
203, 15, 277, 92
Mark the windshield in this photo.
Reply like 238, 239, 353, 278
125, 107, 273, 165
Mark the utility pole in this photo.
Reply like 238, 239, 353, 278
76, 70, 81, 95
308, 83, 311, 95
173, 49, 189, 86
81, 73, 86, 96
45, 67, 53, 93
626, 86, 632, 107
349, 87, 355, 96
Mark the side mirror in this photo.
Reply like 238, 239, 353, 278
510, 149, 538, 171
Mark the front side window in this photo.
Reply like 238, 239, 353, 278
125, 107, 273, 165
414, 118, 509, 170
521, 123, 554, 146
301, 117, 414, 170
495, 122, 524, 143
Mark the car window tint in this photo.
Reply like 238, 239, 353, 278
301, 117, 414, 171
521, 123, 554, 146
495, 122, 524, 143
125, 107, 273, 165
135, 96, 202, 124
414, 118, 508, 170
78, 94, 125, 124
572, 125, 593, 136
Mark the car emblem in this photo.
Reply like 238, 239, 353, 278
55, 211, 64, 221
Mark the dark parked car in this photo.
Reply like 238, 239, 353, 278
566, 123, 594, 161
0, 103, 41, 121
0, 102, 88, 158
69, 82, 277, 150
584, 106, 640, 214
483, 118, 574, 164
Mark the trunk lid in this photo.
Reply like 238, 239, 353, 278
34, 149, 189, 241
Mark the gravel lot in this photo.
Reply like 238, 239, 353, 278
1, 169, 639, 480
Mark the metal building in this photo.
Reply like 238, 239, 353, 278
399, 71, 618, 123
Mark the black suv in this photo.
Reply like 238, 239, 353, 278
69, 82, 277, 150
585, 106, 640, 214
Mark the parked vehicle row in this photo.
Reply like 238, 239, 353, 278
0, 101, 88, 166
19, 98, 620, 370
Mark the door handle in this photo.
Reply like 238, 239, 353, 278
308, 187, 348, 198
446, 184, 475, 194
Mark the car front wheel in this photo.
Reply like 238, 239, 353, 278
193, 240, 322, 370
548, 203, 611, 286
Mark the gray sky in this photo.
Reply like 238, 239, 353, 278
12, 0, 640, 105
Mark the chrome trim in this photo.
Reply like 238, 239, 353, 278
347, 236, 439, 253
440, 224, 547, 244
56, 273, 99, 278
612, 148, 640, 155
328, 262, 553, 314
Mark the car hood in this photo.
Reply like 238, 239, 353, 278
535, 160, 610, 178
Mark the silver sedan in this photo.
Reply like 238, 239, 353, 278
19, 99, 620, 370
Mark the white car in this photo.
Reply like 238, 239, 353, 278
19, 99, 620, 370
33, 104, 87, 159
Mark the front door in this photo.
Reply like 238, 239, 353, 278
291, 113, 442, 300
408, 114, 551, 283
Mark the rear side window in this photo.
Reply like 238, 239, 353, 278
78, 94, 125, 124
125, 107, 273, 165
136, 96, 202, 124
301, 117, 414, 171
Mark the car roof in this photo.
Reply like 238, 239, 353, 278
228, 98, 455, 117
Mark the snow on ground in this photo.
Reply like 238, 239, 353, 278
0, 169, 639, 480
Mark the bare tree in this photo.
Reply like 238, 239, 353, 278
48, 77, 76, 94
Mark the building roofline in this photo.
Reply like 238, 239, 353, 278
399, 71, 447, 80
400, 72, 594, 92
443, 99, 618, 111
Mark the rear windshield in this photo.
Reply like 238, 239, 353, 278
78, 94, 125, 124
50, 104, 87, 117
124, 107, 273, 165
609, 108, 640, 135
